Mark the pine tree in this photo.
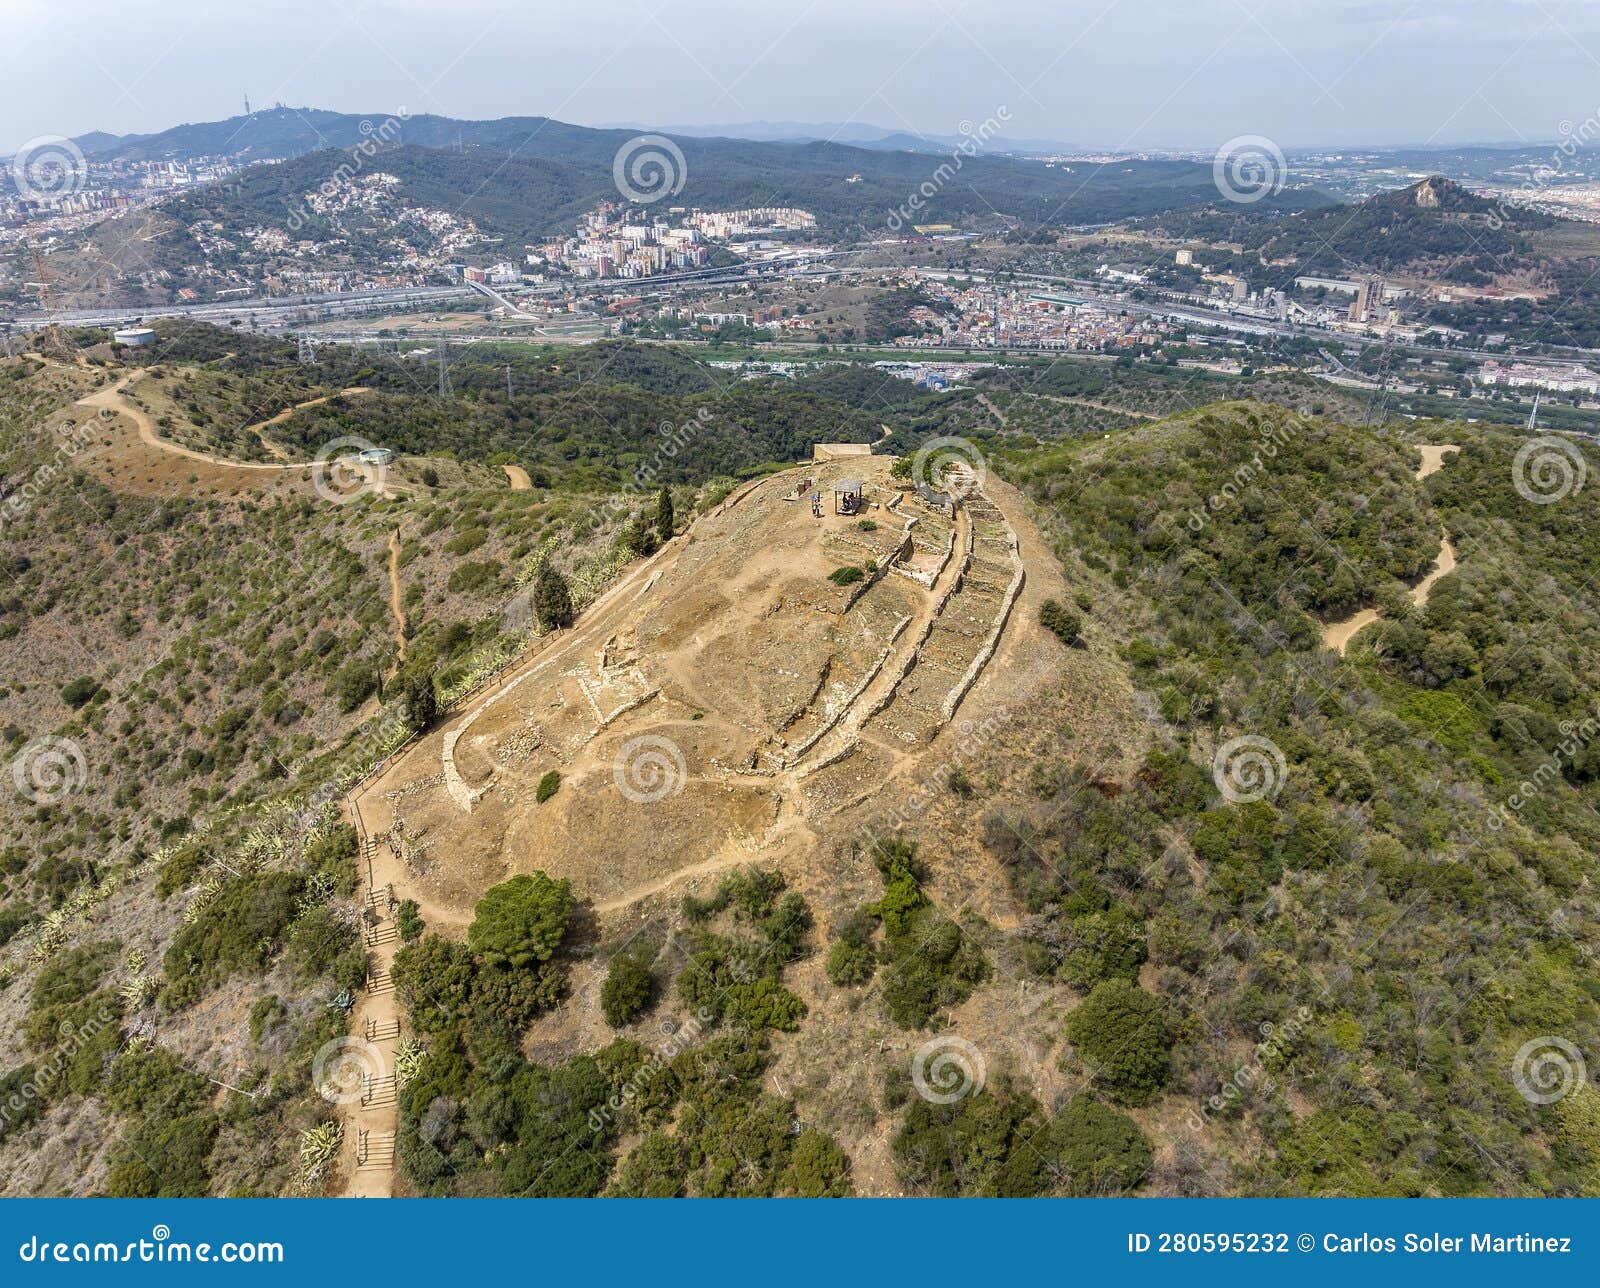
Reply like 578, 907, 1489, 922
533, 561, 574, 631
400, 668, 438, 732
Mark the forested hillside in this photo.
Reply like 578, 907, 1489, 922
1002, 404, 1600, 1194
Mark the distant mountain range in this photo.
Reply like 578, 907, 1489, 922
83, 107, 1328, 244
624, 121, 1079, 154
63, 111, 1085, 162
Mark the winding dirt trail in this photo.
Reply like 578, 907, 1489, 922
75, 374, 371, 474
1020, 391, 1161, 420
503, 464, 532, 490
1322, 444, 1461, 655
246, 387, 372, 459
77, 376, 299, 471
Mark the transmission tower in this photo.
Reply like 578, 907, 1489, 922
505, 364, 513, 399
1363, 337, 1394, 426
296, 334, 316, 364
1527, 390, 1542, 432
437, 343, 452, 397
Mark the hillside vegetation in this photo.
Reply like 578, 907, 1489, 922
1002, 402, 1600, 1194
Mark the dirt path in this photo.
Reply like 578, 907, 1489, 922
75, 374, 361, 475
503, 464, 532, 490
976, 393, 1009, 427
386, 531, 408, 665
245, 387, 372, 459
333, 830, 408, 1198
77, 376, 299, 471
1023, 391, 1161, 420
1322, 444, 1461, 655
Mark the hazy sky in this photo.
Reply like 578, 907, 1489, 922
7, 0, 1600, 154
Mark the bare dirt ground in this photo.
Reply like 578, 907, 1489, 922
503, 465, 532, 490
339, 451, 1133, 1195
72, 372, 401, 502
73, 373, 321, 500
1322, 444, 1460, 655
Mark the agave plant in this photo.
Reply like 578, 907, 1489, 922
299, 1121, 343, 1170
181, 875, 223, 925
394, 1038, 425, 1089
120, 973, 157, 1011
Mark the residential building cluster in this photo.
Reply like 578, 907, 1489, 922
900, 277, 1175, 351
533, 203, 709, 280
1, 155, 242, 226
686, 207, 817, 238
1479, 359, 1600, 395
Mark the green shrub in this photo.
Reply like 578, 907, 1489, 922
825, 908, 878, 987
781, 1130, 854, 1196
0, 1066, 44, 1141
248, 994, 287, 1043
1064, 981, 1170, 1106
536, 770, 561, 804
106, 1043, 209, 1119
1040, 599, 1082, 646
163, 871, 307, 992
104, 1115, 217, 1198
601, 954, 654, 1027
396, 899, 423, 942
60, 676, 102, 708
827, 565, 865, 586
468, 872, 574, 970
